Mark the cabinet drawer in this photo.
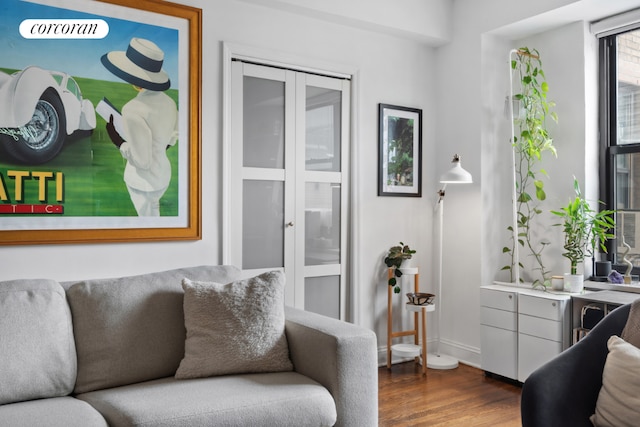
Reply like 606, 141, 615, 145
519, 314, 562, 341
518, 333, 563, 382
481, 325, 517, 380
519, 294, 564, 320
480, 288, 516, 311
481, 306, 517, 331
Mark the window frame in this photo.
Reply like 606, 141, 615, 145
600, 31, 640, 275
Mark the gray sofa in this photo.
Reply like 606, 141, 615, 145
0, 265, 378, 427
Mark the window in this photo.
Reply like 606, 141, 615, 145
600, 28, 640, 272
66, 76, 81, 101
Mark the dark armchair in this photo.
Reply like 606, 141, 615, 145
521, 303, 631, 427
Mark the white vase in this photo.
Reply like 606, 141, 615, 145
563, 273, 584, 293
402, 257, 415, 268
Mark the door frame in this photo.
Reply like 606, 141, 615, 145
221, 42, 363, 324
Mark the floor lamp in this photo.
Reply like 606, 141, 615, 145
427, 154, 472, 370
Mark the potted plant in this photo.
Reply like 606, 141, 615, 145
384, 242, 416, 294
503, 47, 558, 288
551, 179, 615, 292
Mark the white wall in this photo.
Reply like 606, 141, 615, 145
515, 21, 595, 277
482, 22, 593, 287
1, 0, 636, 368
0, 0, 445, 359
236, 0, 452, 45
440, 0, 636, 366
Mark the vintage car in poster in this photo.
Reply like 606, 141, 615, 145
0, 66, 96, 164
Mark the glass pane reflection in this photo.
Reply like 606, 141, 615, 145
306, 86, 341, 172
305, 182, 340, 265
243, 76, 285, 169
243, 180, 284, 269
305, 275, 340, 319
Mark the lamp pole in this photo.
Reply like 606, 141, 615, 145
427, 155, 472, 370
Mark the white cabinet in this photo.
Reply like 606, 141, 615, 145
480, 284, 571, 383
480, 287, 517, 380
517, 293, 570, 382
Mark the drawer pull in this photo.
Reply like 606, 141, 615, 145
552, 302, 557, 307
508, 295, 513, 299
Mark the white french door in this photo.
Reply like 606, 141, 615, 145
227, 60, 350, 320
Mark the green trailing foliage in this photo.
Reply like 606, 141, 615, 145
503, 47, 558, 288
384, 242, 416, 294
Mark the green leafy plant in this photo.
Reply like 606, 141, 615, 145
551, 179, 615, 275
502, 47, 558, 287
384, 242, 416, 293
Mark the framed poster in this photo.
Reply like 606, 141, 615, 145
0, 0, 202, 245
378, 103, 422, 197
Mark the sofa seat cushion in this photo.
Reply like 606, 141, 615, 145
64, 265, 240, 394
0, 279, 76, 405
77, 372, 337, 427
0, 397, 107, 427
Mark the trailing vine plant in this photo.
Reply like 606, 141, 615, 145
384, 242, 416, 294
502, 47, 558, 288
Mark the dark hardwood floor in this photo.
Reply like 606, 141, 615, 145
379, 362, 522, 426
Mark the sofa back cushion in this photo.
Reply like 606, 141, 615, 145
65, 265, 240, 394
0, 279, 77, 405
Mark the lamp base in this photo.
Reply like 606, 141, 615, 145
426, 353, 458, 370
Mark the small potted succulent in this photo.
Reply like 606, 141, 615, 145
384, 242, 416, 293
551, 179, 615, 292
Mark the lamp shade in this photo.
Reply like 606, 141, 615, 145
439, 154, 472, 184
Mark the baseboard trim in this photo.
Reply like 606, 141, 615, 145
378, 338, 480, 368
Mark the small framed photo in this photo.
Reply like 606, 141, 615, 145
378, 104, 422, 197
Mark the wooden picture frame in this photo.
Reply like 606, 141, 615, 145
378, 103, 422, 197
0, 0, 202, 244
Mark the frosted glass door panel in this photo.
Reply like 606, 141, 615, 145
243, 180, 284, 269
306, 86, 341, 172
305, 182, 340, 266
229, 61, 350, 318
305, 276, 340, 319
243, 76, 285, 169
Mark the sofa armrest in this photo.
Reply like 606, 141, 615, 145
284, 307, 378, 427
521, 303, 630, 427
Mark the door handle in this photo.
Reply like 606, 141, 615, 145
286, 221, 294, 227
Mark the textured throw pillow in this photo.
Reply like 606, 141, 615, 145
590, 335, 640, 427
175, 270, 293, 379
621, 299, 640, 348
